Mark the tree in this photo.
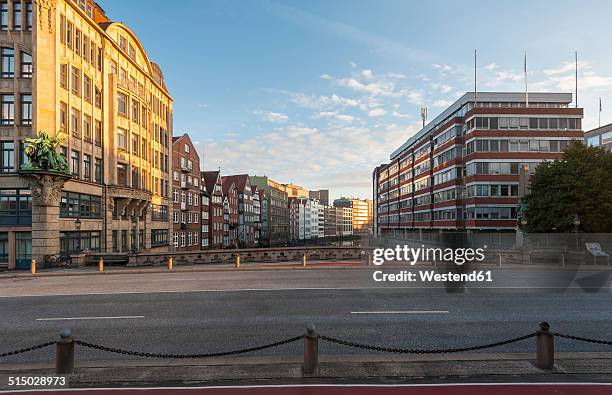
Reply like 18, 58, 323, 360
522, 141, 612, 233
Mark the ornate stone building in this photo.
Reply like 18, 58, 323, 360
0, 0, 173, 269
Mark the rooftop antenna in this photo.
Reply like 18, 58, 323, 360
524, 50, 529, 107
474, 49, 478, 108
420, 106, 428, 128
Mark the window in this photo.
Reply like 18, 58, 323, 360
60, 64, 68, 89
173, 189, 179, 203
12, 1, 20, 30
82, 36, 89, 63
94, 120, 102, 146
0, 189, 31, 225
151, 229, 168, 247
59, 102, 67, 130
0, 2, 7, 31
24, 0, 31, 30
60, 231, 101, 253
173, 233, 178, 247
184, 144, 190, 153
94, 157, 102, 183
131, 167, 139, 189
18, 94, 31, 125
117, 92, 127, 116
131, 99, 139, 123
83, 75, 92, 102
70, 150, 80, 177
1, 94, 14, 125
20, 51, 31, 78
75, 29, 81, 56
83, 114, 91, 142
180, 232, 185, 247
0, 141, 14, 173
71, 67, 81, 96
117, 163, 128, 186
95, 87, 102, 108
1, 47, 14, 78
97, 47, 102, 71
60, 14, 66, 44
82, 154, 91, 181
66, 21, 73, 49
117, 128, 127, 150
70, 108, 80, 137
131, 133, 139, 156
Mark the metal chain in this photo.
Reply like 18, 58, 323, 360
0, 341, 56, 358
318, 333, 537, 354
74, 335, 304, 359
552, 333, 612, 345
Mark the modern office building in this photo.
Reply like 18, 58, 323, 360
309, 189, 330, 206
324, 205, 343, 237
282, 183, 309, 199
585, 123, 612, 150
172, 134, 200, 251
334, 197, 373, 235
1, 0, 173, 269
373, 92, 584, 236
250, 175, 289, 246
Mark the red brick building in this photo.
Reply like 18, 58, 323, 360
172, 134, 201, 251
202, 170, 224, 249
221, 177, 238, 248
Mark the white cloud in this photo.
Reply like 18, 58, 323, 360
361, 69, 374, 79
484, 63, 498, 71
368, 108, 387, 117
315, 111, 356, 123
432, 99, 453, 108
253, 110, 289, 123
440, 84, 452, 94
286, 126, 319, 138
392, 111, 412, 119
320, 73, 332, 80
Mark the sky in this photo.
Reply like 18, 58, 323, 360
102, 0, 612, 201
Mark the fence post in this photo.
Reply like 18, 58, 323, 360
303, 253, 307, 267
536, 322, 555, 369
303, 323, 318, 374
31, 259, 36, 275
98, 256, 104, 272
168, 256, 173, 271
236, 253, 240, 268
56, 329, 75, 374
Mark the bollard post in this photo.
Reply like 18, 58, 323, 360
536, 322, 555, 370
560, 253, 565, 267
31, 259, 36, 275
236, 253, 240, 268
98, 256, 104, 272
303, 254, 307, 267
498, 253, 502, 267
168, 256, 173, 271
368, 253, 372, 266
303, 323, 318, 374
56, 329, 75, 374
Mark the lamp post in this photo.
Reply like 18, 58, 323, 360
74, 217, 82, 252
573, 214, 580, 250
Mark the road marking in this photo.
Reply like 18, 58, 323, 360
350, 310, 449, 314
36, 315, 145, 321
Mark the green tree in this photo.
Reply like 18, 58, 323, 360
522, 141, 612, 233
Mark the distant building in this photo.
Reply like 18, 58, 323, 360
334, 197, 373, 235
250, 176, 289, 246
585, 123, 612, 151
220, 177, 238, 248
251, 186, 261, 245
341, 207, 353, 236
324, 205, 343, 237
201, 170, 224, 248
222, 174, 256, 247
309, 190, 330, 206
172, 134, 201, 251
282, 183, 309, 199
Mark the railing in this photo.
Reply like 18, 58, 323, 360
0, 322, 609, 374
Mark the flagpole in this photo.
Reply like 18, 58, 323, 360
575, 51, 578, 108
474, 49, 477, 108
524, 50, 528, 107
599, 97, 602, 127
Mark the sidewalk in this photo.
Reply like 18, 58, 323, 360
1, 353, 611, 388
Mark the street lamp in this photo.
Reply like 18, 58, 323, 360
74, 217, 82, 253
573, 214, 581, 251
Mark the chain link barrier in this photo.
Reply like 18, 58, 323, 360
318, 333, 538, 354
0, 341, 56, 358
552, 333, 612, 345
74, 335, 304, 359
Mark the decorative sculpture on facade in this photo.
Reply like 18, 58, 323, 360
21, 131, 69, 173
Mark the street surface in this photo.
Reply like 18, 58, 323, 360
0, 266, 611, 366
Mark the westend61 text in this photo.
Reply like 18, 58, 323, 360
373, 270, 493, 283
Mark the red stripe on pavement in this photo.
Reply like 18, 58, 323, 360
6, 384, 612, 395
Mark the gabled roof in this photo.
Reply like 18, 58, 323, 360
220, 176, 236, 196
202, 170, 221, 195
221, 174, 250, 193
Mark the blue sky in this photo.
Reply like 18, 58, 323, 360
102, 0, 612, 200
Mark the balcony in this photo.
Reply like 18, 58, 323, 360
180, 165, 190, 173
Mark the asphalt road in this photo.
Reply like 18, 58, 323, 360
0, 266, 611, 366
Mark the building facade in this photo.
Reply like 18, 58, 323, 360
250, 175, 289, 246
334, 197, 373, 235
1, 0, 174, 269
220, 176, 237, 248
373, 92, 584, 236
324, 205, 343, 237
172, 133, 200, 251
309, 189, 330, 206
201, 170, 223, 249
585, 123, 612, 151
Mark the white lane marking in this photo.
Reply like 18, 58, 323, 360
36, 315, 145, 321
351, 310, 449, 314
0, 285, 606, 299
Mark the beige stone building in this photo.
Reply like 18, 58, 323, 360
0, 0, 173, 270
333, 197, 373, 235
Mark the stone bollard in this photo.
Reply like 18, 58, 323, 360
303, 323, 318, 374
56, 329, 75, 374
31, 259, 36, 275
168, 256, 173, 271
536, 322, 555, 369
236, 254, 240, 268
98, 256, 104, 272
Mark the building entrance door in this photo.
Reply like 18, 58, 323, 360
15, 232, 32, 270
